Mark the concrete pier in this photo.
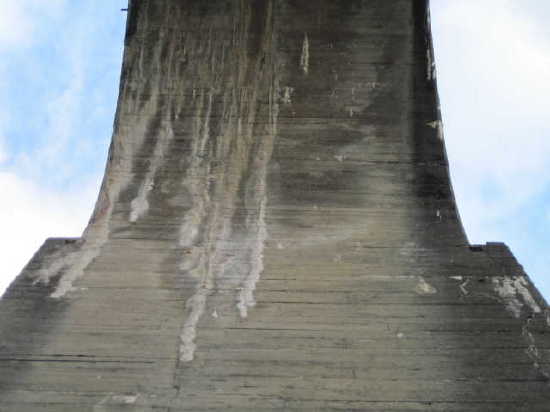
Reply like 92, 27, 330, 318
1, 1, 549, 410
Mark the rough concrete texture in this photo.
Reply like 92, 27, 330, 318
1, 1, 550, 410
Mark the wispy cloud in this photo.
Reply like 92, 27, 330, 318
0, 2, 34, 48
0, 0, 67, 50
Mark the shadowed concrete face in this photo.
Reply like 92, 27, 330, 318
1, 1, 550, 410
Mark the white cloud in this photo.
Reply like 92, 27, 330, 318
0, 2, 34, 47
0, 0, 67, 49
0, 171, 98, 295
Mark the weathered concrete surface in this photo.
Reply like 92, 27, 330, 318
1, 1, 550, 410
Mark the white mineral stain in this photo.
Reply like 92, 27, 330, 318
32, 244, 79, 286
178, 211, 201, 248
426, 47, 435, 81
521, 317, 549, 379
111, 395, 138, 404
494, 278, 522, 317
300, 33, 309, 74
282, 86, 294, 104
179, 289, 209, 362
237, 196, 268, 318
176, 89, 217, 364
129, 177, 154, 222
94, 393, 139, 411
459, 277, 470, 296
50, 237, 108, 299
450, 275, 470, 296
129, 120, 175, 223
427, 120, 444, 140
198, 90, 214, 155
492, 276, 542, 318
415, 277, 437, 295
516, 277, 542, 314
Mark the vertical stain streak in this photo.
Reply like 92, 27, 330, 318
176, 0, 279, 362
300, 33, 309, 74
237, 195, 267, 317
236, 62, 279, 318
129, 122, 175, 223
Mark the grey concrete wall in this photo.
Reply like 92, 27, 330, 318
1, 1, 549, 410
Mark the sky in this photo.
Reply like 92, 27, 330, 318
0, 0, 127, 295
0, 1, 549, 299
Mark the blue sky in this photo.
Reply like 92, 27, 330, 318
0, 1, 549, 300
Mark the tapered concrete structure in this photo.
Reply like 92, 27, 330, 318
1, 1, 549, 410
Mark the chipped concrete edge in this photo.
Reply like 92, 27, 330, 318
478, 242, 549, 311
